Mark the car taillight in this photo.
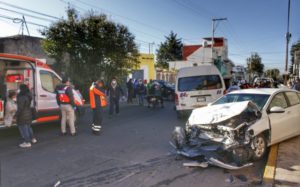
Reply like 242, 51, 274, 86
175, 94, 179, 106
223, 90, 227, 95
0, 100, 3, 112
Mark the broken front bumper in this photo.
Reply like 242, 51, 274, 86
171, 126, 253, 170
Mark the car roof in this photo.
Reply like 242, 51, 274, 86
228, 88, 297, 95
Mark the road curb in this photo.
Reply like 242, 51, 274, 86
262, 144, 279, 186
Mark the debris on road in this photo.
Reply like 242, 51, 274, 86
53, 180, 61, 187
183, 161, 209, 168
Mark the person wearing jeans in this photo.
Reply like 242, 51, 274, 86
16, 84, 37, 148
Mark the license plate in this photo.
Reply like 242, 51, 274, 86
197, 97, 206, 102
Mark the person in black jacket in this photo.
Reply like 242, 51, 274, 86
16, 84, 36, 148
107, 78, 124, 116
55, 77, 76, 136
126, 79, 134, 104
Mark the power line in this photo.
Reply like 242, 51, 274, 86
72, 0, 168, 34
0, 14, 47, 28
171, 0, 211, 20
0, 7, 55, 22
0, 0, 60, 20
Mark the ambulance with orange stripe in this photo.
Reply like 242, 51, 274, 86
0, 53, 84, 128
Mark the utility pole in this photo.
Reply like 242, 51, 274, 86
148, 42, 155, 54
211, 18, 227, 61
284, 0, 291, 85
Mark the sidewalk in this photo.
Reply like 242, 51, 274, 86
263, 135, 300, 186
274, 135, 300, 186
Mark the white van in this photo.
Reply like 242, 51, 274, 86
175, 65, 225, 118
0, 53, 84, 128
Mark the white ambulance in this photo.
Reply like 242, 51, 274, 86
0, 53, 84, 128
175, 64, 225, 118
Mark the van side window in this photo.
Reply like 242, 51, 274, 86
40, 70, 61, 93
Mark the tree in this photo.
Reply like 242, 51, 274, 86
156, 31, 183, 69
265, 68, 280, 80
246, 53, 264, 77
41, 8, 139, 99
289, 39, 300, 75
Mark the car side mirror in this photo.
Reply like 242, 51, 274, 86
269, 106, 285, 113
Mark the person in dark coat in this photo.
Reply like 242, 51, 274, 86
16, 84, 36, 148
126, 79, 134, 104
136, 79, 146, 105
107, 78, 124, 116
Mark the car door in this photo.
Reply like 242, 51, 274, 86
37, 69, 61, 117
284, 91, 300, 136
268, 92, 291, 143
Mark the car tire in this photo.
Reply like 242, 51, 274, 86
252, 134, 267, 160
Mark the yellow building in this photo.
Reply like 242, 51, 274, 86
135, 53, 155, 81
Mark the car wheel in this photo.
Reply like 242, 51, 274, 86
252, 134, 267, 160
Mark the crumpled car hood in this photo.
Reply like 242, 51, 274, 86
188, 101, 258, 126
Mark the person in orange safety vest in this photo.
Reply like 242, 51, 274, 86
89, 80, 106, 133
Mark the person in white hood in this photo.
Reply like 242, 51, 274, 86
4, 91, 17, 127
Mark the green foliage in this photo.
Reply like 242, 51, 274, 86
289, 39, 300, 75
41, 8, 139, 98
246, 53, 264, 76
156, 31, 183, 69
265, 68, 280, 80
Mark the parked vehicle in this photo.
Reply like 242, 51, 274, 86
0, 53, 84, 128
172, 88, 300, 169
175, 65, 226, 118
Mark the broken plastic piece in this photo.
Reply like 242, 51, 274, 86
208, 157, 253, 170
183, 161, 209, 168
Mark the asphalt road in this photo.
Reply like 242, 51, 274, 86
0, 102, 266, 187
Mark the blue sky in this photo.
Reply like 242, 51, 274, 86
0, 0, 299, 71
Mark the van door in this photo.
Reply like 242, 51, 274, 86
177, 75, 224, 110
36, 69, 61, 118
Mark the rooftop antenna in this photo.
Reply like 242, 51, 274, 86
13, 15, 30, 36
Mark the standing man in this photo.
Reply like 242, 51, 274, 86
126, 78, 134, 104
136, 79, 146, 106
107, 78, 124, 116
89, 80, 106, 133
55, 77, 76, 136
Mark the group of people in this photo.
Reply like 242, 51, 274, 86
126, 79, 164, 107
4, 76, 166, 148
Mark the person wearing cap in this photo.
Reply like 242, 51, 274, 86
89, 80, 106, 133
55, 77, 76, 136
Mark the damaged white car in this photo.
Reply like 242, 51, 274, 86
171, 88, 300, 169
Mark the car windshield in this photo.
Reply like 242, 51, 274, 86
212, 93, 270, 110
178, 75, 222, 91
